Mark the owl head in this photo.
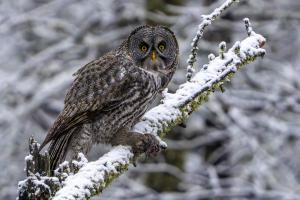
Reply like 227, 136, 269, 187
127, 25, 179, 81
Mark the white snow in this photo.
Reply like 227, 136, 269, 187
53, 146, 133, 200
25, 155, 33, 162
72, 153, 88, 169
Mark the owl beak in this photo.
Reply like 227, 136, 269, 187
151, 51, 157, 62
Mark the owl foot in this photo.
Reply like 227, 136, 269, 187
110, 130, 166, 166
132, 133, 166, 167
132, 133, 166, 158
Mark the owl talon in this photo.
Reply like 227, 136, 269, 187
143, 134, 164, 157
131, 133, 165, 158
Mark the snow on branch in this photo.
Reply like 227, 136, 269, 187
186, 0, 239, 80
51, 20, 266, 199
53, 147, 133, 199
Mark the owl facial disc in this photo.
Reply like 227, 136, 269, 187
127, 25, 178, 78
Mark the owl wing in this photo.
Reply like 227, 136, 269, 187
40, 53, 137, 149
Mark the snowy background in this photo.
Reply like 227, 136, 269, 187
1, 0, 300, 199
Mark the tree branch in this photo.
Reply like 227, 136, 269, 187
53, 147, 133, 199
52, 21, 266, 199
186, 0, 239, 80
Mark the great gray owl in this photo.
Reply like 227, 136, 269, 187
40, 25, 179, 171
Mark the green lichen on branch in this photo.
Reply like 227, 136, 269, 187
94, 163, 130, 195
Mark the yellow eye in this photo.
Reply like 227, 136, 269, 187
158, 44, 165, 52
140, 45, 148, 52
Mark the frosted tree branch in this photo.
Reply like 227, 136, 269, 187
50, 20, 266, 199
186, 0, 239, 81
53, 147, 133, 199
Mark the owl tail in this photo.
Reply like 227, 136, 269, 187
48, 127, 79, 172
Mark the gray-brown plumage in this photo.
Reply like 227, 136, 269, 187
40, 25, 179, 171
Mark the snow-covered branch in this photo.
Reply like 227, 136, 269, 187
52, 21, 266, 199
53, 147, 133, 199
186, 0, 239, 80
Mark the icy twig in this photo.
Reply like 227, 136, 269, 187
18, 138, 60, 199
186, 0, 239, 81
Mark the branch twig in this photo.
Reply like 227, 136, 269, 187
186, 0, 238, 80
